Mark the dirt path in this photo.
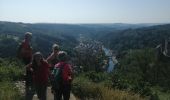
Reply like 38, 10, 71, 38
15, 81, 77, 100
33, 87, 77, 100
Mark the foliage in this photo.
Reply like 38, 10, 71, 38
72, 75, 147, 100
0, 58, 24, 100
117, 49, 157, 83
99, 86, 147, 100
0, 58, 24, 81
72, 77, 100, 99
0, 81, 24, 100
82, 71, 111, 83
112, 48, 170, 98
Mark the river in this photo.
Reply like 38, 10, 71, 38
102, 46, 117, 73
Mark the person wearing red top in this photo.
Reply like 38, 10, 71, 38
27, 52, 50, 100
17, 32, 32, 64
17, 32, 33, 100
53, 51, 73, 100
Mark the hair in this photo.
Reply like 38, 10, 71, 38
52, 44, 59, 51
58, 51, 68, 62
25, 32, 32, 36
25, 32, 32, 39
31, 52, 43, 71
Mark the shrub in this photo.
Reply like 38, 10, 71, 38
0, 58, 24, 81
72, 77, 100, 99
83, 71, 110, 83
0, 81, 24, 100
72, 76, 147, 100
0, 58, 24, 100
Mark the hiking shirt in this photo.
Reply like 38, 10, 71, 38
28, 61, 50, 85
20, 39, 32, 60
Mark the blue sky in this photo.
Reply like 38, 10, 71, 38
0, 0, 170, 23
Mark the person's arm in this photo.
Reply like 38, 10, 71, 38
46, 53, 54, 62
26, 64, 33, 72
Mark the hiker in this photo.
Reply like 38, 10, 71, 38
47, 44, 60, 70
46, 44, 60, 96
17, 32, 32, 64
27, 52, 50, 100
17, 32, 34, 100
51, 51, 73, 100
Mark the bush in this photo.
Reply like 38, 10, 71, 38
131, 82, 152, 96
83, 71, 110, 83
0, 58, 24, 81
0, 81, 24, 100
72, 76, 147, 100
72, 77, 100, 99
112, 72, 152, 96
0, 58, 24, 100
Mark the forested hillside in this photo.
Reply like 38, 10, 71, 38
0, 21, 80, 57
96, 24, 170, 53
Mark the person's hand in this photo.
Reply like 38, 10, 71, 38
30, 68, 34, 72
68, 76, 73, 82
69, 76, 72, 80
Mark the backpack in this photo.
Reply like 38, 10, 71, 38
51, 64, 65, 89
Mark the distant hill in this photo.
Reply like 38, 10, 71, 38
79, 23, 156, 30
96, 24, 170, 52
0, 21, 92, 37
0, 21, 156, 37
0, 21, 168, 57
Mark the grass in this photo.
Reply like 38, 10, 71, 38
99, 86, 147, 100
72, 76, 148, 100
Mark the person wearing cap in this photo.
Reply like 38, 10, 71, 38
52, 51, 73, 100
27, 52, 50, 100
17, 32, 34, 100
